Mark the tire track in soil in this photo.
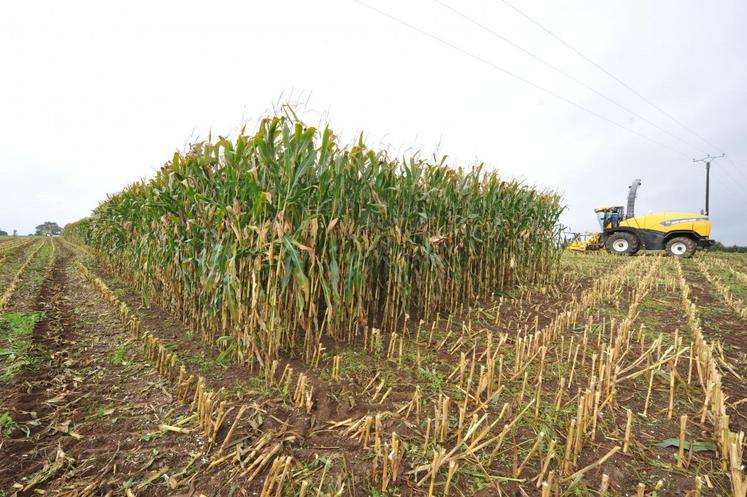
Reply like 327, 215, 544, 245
681, 263, 747, 426
0, 243, 85, 495
0, 240, 39, 289
0, 245, 233, 496
0, 243, 71, 492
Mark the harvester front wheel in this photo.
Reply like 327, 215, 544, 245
605, 232, 639, 256
665, 237, 696, 258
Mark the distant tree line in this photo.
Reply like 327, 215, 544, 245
0, 222, 64, 237
35, 222, 61, 236
710, 241, 747, 253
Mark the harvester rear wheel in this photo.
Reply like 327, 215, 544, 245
665, 237, 696, 258
605, 232, 639, 256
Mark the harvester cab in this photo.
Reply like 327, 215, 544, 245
594, 206, 625, 230
569, 179, 714, 258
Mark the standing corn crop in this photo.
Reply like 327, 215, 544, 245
65, 114, 562, 366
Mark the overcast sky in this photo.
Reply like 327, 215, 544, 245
1, 0, 746, 244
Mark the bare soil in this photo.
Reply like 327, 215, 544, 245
1, 247, 743, 497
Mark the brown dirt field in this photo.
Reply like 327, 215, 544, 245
0, 243, 237, 496
0, 239, 39, 289
681, 261, 747, 426
1, 248, 743, 497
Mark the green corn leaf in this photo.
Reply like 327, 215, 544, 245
655, 438, 717, 452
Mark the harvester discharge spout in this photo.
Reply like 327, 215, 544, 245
626, 179, 642, 219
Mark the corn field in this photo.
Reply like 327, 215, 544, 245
3, 215, 746, 496
64, 114, 562, 366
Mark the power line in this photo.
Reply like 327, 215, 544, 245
496, 0, 716, 149
352, 0, 692, 161
692, 154, 747, 208
710, 170, 747, 207
435, 0, 709, 157
693, 154, 725, 215
496, 0, 747, 190
725, 155, 747, 184
352, 0, 747, 207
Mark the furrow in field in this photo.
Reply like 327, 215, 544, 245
675, 259, 746, 497
680, 259, 747, 422
0, 239, 49, 312
60, 244, 743, 496
0, 243, 238, 496
73, 256, 330, 495
0, 241, 33, 288
700, 257, 747, 316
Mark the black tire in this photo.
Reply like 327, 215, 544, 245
605, 232, 640, 256
665, 237, 696, 258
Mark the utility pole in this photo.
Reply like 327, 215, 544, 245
693, 153, 725, 216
